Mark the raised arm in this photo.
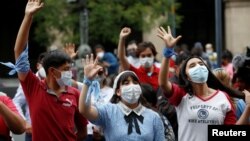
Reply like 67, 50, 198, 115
236, 90, 250, 125
64, 43, 78, 59
14, 0, 44, 81
117, 27, 131, 70
0, 94, 26, 134
157, 26, 182, 96
79, 54, 103, 120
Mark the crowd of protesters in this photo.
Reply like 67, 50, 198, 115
0, 0, 250, 141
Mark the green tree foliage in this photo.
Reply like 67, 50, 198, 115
88, 0, 181, 44
34, 0, 181, 48
34, 0, 79, 47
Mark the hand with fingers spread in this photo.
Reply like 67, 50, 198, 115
64, 43, 78, 59
157, 26, 182, 48
119, 27, 131, 39
25, 0, 44, 15
82, 54, 103, 80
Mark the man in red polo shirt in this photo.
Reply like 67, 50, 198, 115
118, 27, 160, 90
2, 0, 88, 141
0, 92, 25, 141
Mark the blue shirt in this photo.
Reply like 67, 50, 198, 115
91, 102, 165, 141
101, 52, 119, 75
235, 98, 246, 120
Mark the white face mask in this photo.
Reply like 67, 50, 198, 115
38, 67, 46, 79
188, 65, 208, 83
97, 52, 104, 59
56, 70, 73, 87
121, 84, 142, 104
139, 57, 154, 68
206, 50, 213, 54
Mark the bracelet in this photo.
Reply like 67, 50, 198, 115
163, 47, 175, 58
83, 76, 92, 87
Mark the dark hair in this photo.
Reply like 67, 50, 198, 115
141, 83, 157, 107
136, 41, 157, 57
42, 49, 72, 74
175, 53, 189, 66
127, 40, 137, 46
235, 66, 250, 86
110, 71, 140, 103
37, 52, 47, 64
109, 71, 151, 107
178, 55, 244, 99
246, 46, 250, 57
94, 44, 105, 51
222, 50, 233, 62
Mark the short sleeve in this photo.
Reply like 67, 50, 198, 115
168, 83, 187, 106
20, 70, 40, 98
0, 95, 19, 115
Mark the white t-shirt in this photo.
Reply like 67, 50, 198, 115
169, 84, 236, 141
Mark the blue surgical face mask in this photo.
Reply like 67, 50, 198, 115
188, 65, 208, 83
56, 70, 73, 87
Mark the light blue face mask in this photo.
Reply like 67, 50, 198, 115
56, 70, 73, 87
188, 65, 208, 83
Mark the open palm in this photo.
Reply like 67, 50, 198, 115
25, 0, 44, 15
64, 43, 78, 59
82, 54, 103, 80
157, 26, 182, 48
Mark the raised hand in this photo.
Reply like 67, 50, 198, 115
25, 0, 44, 15
82, 54, 103, 80
64, 43, 78, 59
119, 27, 131, 39
157, 26, 182, 48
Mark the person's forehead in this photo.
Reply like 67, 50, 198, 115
57, 63, 71, 70
187, 58, 202, 65
127, 43, 137, 50
95, 48, 103, 52
140, 48, 153, 55
206, 44, 212, 49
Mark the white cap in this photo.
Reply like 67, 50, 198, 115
112, 71, 138, 91
0, 92, 7, 96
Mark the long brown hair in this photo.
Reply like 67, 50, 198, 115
179, 56, 244, 99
